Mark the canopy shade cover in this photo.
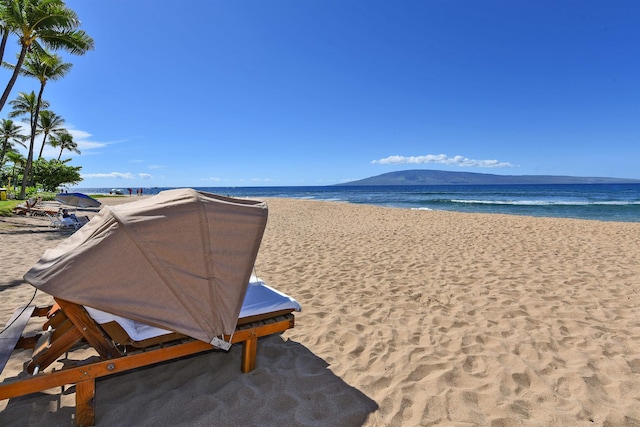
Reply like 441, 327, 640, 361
25, 188, 269, 343
55, 192, 102, 208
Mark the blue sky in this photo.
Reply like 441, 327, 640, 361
5, 0, 640, 187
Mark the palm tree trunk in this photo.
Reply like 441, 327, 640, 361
38, 134, 48, 159
19, 147, 34, 199
0, 137, 8, 166
0, 46, 27, 114
0, 29, 9, 65
19, 81, 46, 199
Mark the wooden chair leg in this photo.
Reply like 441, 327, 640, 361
27, 323, 83, 374
241, 336, 258, 373
76, 378, 96, 426
54, 299, 121, 360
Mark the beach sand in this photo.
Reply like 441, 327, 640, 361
1, 196, 639, 426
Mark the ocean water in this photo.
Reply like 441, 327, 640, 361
73, 184, 640, 223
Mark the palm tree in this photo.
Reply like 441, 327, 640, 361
0, 0, 94, 113
10, 87, 45, 113
9, 50, 70, 198
8, 89, 49, 197
0, 117, 25, 167
36, 109, 64, 158
5, 148, 24, 190
19, 51, 71, 135
49, 129, 78, 160
8, 90, 47, 137
0, 0, 11, 64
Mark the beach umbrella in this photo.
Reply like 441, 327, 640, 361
55, 192, 102, 208
25, 189, 269, 343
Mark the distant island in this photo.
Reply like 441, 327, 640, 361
337, 170, 640, 186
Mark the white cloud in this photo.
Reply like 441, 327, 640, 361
82, 172, 153, 180
82, 172, 135, 179
66, 129, 112, 152
372, 154, 513, 168
148, 165, 165, 170
32, 127, 115, 158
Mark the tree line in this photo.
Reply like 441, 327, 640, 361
0, 0, 93, 198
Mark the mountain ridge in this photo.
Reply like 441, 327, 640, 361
337, 170, 640, 186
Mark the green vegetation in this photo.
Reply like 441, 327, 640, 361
0, 0, 94, 200
0, 199, 20, 216
0, 192, 108, 216
32, 158, 81, 191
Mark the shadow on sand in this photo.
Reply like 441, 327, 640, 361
1, 335, 378, 426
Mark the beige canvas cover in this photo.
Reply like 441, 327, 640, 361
24, 188, 268, 343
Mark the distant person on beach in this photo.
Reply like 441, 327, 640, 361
128, 188, 132, 196
60, 208, 78, 221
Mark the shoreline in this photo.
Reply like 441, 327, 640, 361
70, 183, 640, 223
2, 196, 640, 425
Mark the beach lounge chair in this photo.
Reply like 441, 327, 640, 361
72, 214, 90, 229
12, 197, 41, 215
46, 213, 90, 230
0, 277, 301, 426
45, 212, 77, 229
1, 189, 295, 426
13, 197, 61, 217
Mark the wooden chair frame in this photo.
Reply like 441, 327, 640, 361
0, 300, 295, 426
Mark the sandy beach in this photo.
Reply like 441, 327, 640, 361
1, 196, 639, 426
